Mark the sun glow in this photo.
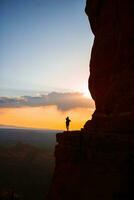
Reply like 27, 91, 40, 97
82, 85, 91, 98
0, 106, 94, 130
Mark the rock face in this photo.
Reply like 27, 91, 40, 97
47, 132, 134, 200
84, 0, 134, 132
47, 1, 134, 199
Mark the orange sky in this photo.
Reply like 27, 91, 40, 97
0, 105, 95, 130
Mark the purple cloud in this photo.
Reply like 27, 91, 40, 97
0, 92, 95, 111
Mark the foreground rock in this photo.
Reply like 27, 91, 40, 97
47, 131, 134, 200
47, 0, 134, 199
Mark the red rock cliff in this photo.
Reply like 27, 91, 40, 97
47, 1, 134, 199
84, 0, 134, 132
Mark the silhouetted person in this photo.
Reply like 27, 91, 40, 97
66, 116, 71, 131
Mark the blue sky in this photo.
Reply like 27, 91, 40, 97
0, 0, 94, 96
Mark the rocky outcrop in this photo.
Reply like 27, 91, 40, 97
47, 1, 134, 199
47, 131, 134, 200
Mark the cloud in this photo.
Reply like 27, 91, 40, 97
0, 92, 95, 111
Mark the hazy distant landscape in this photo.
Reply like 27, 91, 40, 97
0, 128, 60, 200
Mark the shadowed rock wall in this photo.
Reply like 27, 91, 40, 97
47, 131, 134, 200
84, 0, 134, 132
47, 1, 134, 199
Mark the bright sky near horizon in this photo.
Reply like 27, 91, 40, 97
0, 0, 95, 130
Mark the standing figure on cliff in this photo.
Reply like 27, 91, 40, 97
66, 116, 71, 131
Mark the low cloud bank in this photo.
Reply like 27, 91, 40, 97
0, 92, 95, 111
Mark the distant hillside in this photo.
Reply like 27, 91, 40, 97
0, 143, 55, 200
0, 128, 60, 150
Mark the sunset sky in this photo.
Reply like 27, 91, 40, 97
0, 0, 95, 130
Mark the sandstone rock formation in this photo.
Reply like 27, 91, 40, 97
47, 1, 134, 199
84, 0, 134, 132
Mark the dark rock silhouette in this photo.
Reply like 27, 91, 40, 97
47, 1, 134, 199
84, 0, 134, 132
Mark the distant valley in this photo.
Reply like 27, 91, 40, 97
0, 128, 60, 200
